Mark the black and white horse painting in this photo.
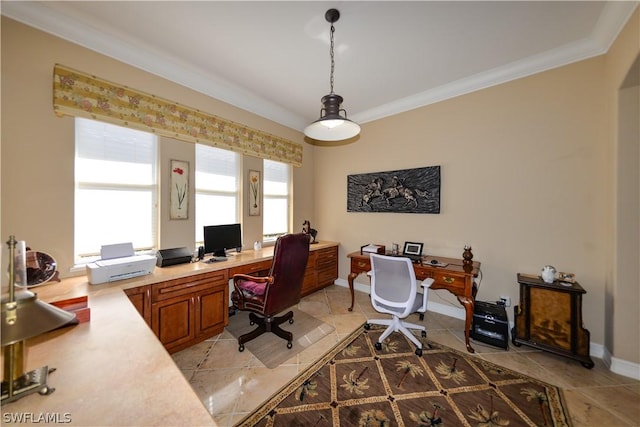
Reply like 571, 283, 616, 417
347, 166, 441, 213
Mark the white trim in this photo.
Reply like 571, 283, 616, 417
601, 346, 640, 380
1, 1, 306, 132
3, 1, 637, 132
610, 357, 640, 380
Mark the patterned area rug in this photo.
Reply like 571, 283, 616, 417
237, 324, 572, 426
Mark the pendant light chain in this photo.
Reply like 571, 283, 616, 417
303, 8, 360, 141
329, 23, 335, 95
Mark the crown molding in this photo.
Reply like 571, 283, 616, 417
352, 1, 639, 124
3, 1, 637, 131
1, 1, 307, 131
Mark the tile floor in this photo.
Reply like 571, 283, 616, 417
172, 285, 640, 427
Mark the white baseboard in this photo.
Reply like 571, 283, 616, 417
333, 279, 639, 380
601, 346, 640, 380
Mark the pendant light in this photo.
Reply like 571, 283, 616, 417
304, 9, 360, 142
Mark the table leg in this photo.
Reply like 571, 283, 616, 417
458, 296, 475, 353
347, 272, 357, 311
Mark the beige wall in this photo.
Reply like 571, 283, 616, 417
317, 56, 609, 335
0, 17, 314, 271
2, 9, 638, 369
605, 8, 640, 365
314, 9, 639, 367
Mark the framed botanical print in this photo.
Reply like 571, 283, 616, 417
249, 170, 260, 216
170, 159, 189, 219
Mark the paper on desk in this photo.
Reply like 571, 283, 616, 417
362, 244, 383, 253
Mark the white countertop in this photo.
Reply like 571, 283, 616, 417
0, 242, 338, 426
1, 289, 217, 426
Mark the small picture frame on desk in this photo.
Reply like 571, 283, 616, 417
403, 242, 423, 257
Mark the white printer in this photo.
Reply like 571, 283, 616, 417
86, 242, 156, 285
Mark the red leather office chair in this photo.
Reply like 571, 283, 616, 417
230, 233, 310, 351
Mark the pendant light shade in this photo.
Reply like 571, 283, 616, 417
304, 9, 360, 142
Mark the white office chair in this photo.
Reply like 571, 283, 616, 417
364, 253, 435, 356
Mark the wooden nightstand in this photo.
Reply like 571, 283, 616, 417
512, 273, 594, 368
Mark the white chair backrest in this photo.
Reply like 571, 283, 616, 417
370, 254, 417, 311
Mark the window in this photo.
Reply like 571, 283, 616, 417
74, 118, 157, 264
195, 144, 240, 245
263, 159, 291, 242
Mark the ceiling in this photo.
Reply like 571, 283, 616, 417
2, 1, 638, 133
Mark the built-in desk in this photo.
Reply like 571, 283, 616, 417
0, 241, 338, 425
347, 251, 480, 353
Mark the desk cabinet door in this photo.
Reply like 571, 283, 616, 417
528, 287, 572, 351
124, 285, 151, 326
196, 287, 228, 337
152, 295, 195, 352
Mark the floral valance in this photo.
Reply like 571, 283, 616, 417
52, 64, 303, 167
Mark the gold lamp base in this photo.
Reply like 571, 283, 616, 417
1, 236, 75, 404
1, 365, 56, 403
2, 341, 56, 403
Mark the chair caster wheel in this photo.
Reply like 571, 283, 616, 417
239, 344, 245, 352
364, 323, 371, 330
249, 321, 255, 326
289, 318, 294, 324
375, 342, 382, 351
287, 341, 293, 349
415, 348, 423, 357
419, 313, 424, 321
421, 331, 427, 338
39, 386, 54, 396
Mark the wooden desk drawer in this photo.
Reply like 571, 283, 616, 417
152, 270, 228, 302
431, 270, 466, 291
413, 265, 433, 281
317, 247, 338, 267
229, 260, 272, 277
350, 258, 371, 274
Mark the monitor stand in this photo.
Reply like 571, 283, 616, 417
205, 256, 227, 263
204, 249, 228, 263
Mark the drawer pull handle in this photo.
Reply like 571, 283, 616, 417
357, 262, 368, 268
443, 276, 455, 284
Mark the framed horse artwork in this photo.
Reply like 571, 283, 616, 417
347, 166, 441, 214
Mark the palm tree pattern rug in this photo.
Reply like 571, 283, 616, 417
237, 324, 571, 426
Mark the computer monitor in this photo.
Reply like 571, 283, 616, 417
203, 223, 242, 259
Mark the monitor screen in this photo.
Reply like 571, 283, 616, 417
203, 223, 242, 258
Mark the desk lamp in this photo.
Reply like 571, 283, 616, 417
1, 235, 76, 403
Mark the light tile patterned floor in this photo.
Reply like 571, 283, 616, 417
172, 285, 640, 427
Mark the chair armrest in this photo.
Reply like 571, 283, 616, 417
232, 274, 273, 285
421, 278, 435, 288
232, 274, 275, 307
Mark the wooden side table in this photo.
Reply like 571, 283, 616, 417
513, 273, 594, 368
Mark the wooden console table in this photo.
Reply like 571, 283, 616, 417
347, 251, 480, 353
512, 273, 594, 368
